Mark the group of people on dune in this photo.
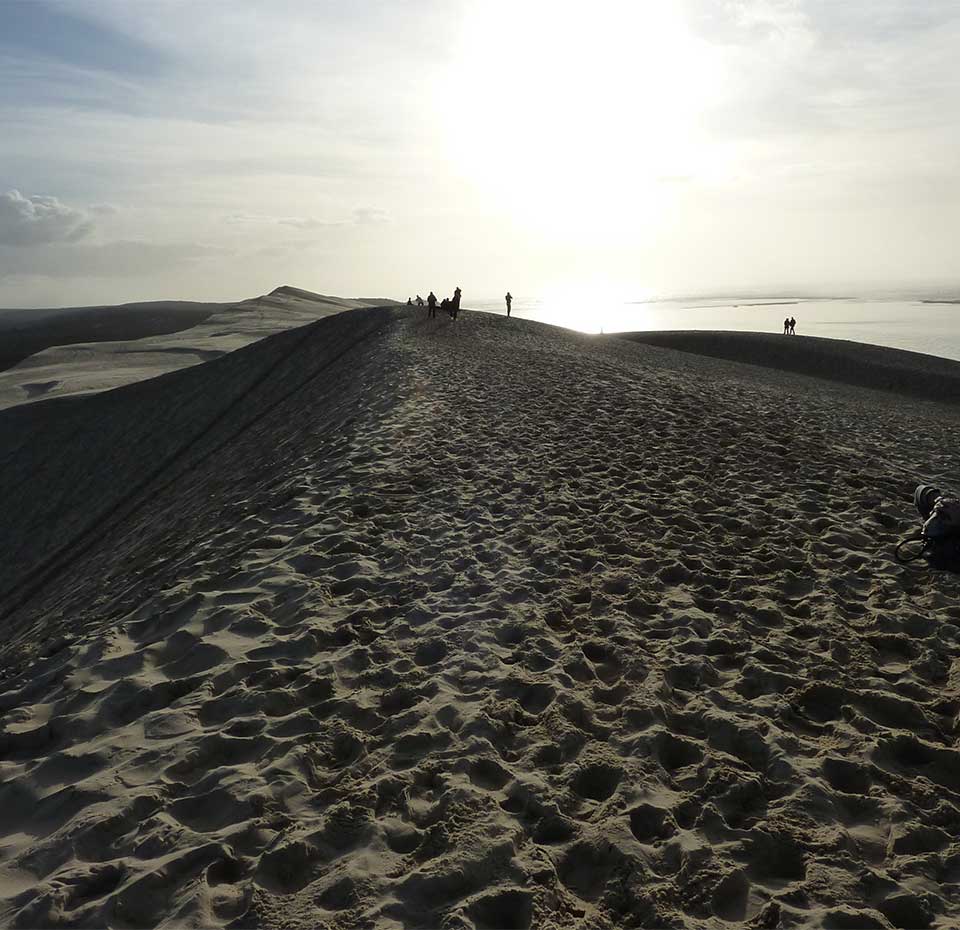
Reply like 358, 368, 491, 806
407, 288, 463, 319
405, 289, 515, 320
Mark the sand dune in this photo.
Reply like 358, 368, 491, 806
2, 307, 960, 929
0, 287, 396, 411
622, 331, 960, 405
0, 300, 221, 373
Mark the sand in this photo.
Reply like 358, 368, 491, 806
0, 300, 220, 373
622, 331, 960, 407
1, 306, 960, 929
0, 287, 396, 411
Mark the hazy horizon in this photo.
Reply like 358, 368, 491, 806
2, 0, 960, 308
7, 282, 960, 313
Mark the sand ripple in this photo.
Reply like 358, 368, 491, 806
1, 308, 960, 928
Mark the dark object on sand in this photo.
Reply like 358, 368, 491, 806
896, 484, 960, 568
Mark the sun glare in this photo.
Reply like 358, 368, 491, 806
438, 1, 722, 239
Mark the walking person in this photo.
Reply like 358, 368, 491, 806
427, 291, 437, 319
416, 295, 424, 308
505, 291, 512, 317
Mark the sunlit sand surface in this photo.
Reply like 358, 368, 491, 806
1, 305, 959, 928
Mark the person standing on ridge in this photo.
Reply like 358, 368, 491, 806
789, 316, 796, 335
452, 287, 462, 320
505, 292, 512, 317
783, 317, 790, 335
427, 291, 437, 318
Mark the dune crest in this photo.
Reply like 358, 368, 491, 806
1, 308, 959, 929
623, 330, 960, 404
0, 288, 398, 411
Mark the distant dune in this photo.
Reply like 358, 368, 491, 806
2, 307, 959, 928
0, 300, 219, 373
0, 286, 399, 410
620, 330, 960, 404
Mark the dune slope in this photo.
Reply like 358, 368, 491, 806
0, 300, 220, 374
0, 287, 395, 410
1, 308, 960, 929
621, 330, 960, 405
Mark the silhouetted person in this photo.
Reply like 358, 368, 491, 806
451, 287, 462, 320
505, 292, 512, 317
427, 291, 437, 318
416, 295, 424, 307
441, 297, 450, 317
783, 317, 790, 335
407, 297, 413, 306
789, 316, 796, 335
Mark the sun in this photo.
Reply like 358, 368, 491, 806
436, 1, 723, 240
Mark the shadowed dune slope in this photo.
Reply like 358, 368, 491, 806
0, 300, 220, 372
1, 308, 960, 929
621, 330, 960, 404
0, 287, 399, 410
0, 306, 397, 610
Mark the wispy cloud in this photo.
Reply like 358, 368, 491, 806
1, 0, 959, 304
351, 208, 390, 226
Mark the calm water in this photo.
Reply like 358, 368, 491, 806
468, 296, 960, 362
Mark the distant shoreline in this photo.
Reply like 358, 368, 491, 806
684, 300, 800, 309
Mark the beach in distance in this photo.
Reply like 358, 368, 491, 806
2, 296, 960, 929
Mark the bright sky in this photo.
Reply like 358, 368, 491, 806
1, 0, 959, 307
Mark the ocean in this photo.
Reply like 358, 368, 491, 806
466, 296, 960, 363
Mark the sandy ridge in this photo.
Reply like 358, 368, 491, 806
0, 301, 221, 374
0, 287, 396, 411
0, 307, 397, 629
621, 331, 960, 405
1, 308, 960, 928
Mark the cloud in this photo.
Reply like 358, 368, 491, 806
226, 210, 388, 229
686, 0, 960, 138
276, 216, 336, 230
226, 213, 342, 230
2, 1, 958, 303
352, 208, 389, 225
0, 189, 93, 246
